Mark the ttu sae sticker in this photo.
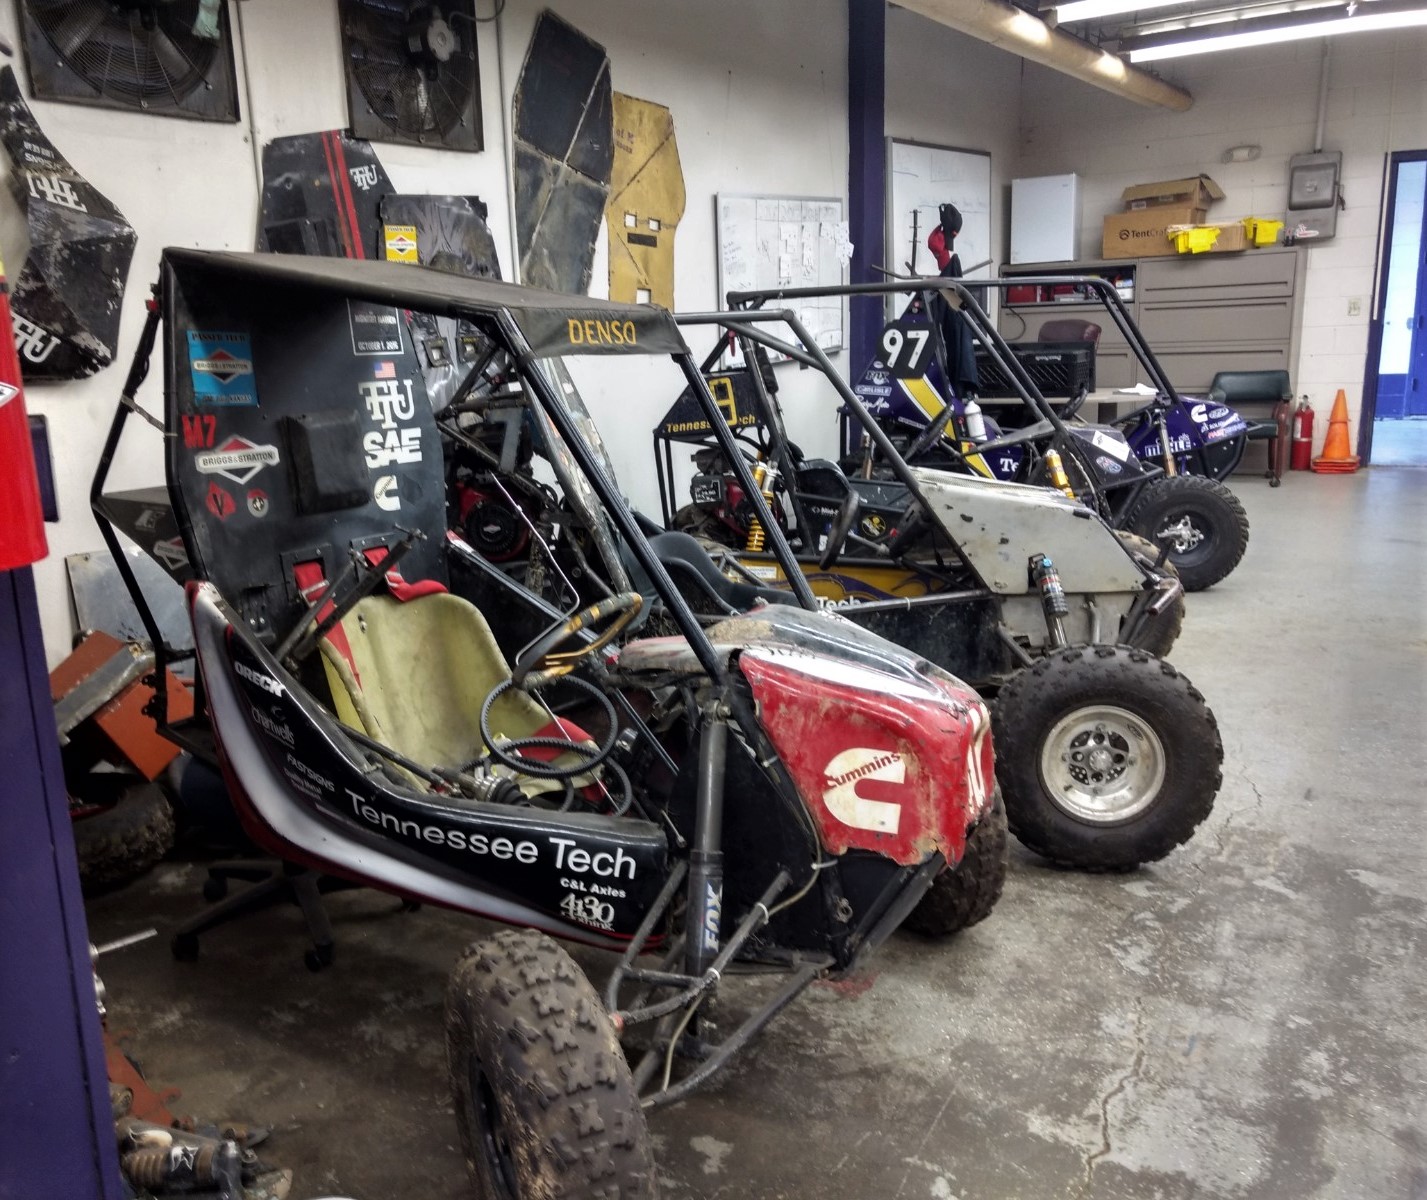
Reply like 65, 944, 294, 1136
347, 298, 404, 356
187, 331, 257, 407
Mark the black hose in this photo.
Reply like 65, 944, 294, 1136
473, 675, 631, 813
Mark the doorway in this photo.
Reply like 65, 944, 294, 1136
1363, 151, 1427, 466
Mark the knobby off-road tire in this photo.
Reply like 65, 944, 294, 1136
72, 780, 176, 894
902, 789, 1008, 937
993, 645, 1222, 871
1124, 475, 1249, 592
446, 929, 657, 1200
1113, 530, 1185, 659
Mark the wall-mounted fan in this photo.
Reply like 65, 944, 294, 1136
18, 0, 240, 123
338, 0, 483, 153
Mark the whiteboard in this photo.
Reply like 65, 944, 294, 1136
886, 139, 992, 282
716, 194, 849, 358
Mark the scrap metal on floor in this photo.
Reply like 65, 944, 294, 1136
86, 469, 1427, 1200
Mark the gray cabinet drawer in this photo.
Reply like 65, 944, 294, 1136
1137, 249, 1300, 304
1152, 343, 1293, 394
1140, 296, 1294, 346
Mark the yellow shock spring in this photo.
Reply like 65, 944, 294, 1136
745, 462, 772, 552
1044, 449, 1077, 500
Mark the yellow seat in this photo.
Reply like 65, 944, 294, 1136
318, 592, 590, 791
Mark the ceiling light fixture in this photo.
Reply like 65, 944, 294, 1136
1127, 5, 1427, 60
1053, 0, 1187, 23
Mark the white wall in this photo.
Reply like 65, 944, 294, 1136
1, 0, 853, 664
1017, 29, 1427, 454
885, 7, 1024, 269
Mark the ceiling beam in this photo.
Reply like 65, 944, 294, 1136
894, 0, 1194, 111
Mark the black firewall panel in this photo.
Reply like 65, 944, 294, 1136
162, 261, 446, 643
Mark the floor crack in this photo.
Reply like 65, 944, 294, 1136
1072, 997, 1147, 1200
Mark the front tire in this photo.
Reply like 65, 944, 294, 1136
1124, 475, 1249, 592
902, 790, 1008, 937
446, 929, 657, 1200
993, 645, 1222, 870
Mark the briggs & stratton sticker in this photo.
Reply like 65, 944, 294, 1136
195, 434, 280, 485
187, 331, 258, 407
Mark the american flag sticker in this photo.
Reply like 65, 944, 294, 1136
373, 360, 396, 380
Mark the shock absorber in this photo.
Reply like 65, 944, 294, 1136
1043, 449, 1077, 500
1031, 554, 1070, 648
744, 461, 778, 553
686, 716, 727, 980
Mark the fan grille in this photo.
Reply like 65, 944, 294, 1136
27, 0, 220, 107
343, 0, 479, 147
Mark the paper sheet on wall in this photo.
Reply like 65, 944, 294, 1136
716, 192, 846, 363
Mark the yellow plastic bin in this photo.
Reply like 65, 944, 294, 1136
1241, 217, 1284, 246
1171, 225, 1221, 254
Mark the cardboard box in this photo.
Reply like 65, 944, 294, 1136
1102, 203, 1206, 260
1206, 222, 1248, 253
1122, 175, 1225, 211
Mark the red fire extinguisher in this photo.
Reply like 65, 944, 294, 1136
0, 251, 48, 571
1290, 400, 1315, 472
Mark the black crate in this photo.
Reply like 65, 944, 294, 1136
972, 341, 1096, 399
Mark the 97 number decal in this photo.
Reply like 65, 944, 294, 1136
560, 892, 615, 930
880, 321, 934, 379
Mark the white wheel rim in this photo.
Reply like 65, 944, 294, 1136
1039, 704, 1166, 824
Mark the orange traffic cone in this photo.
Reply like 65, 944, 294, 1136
1312, 389, 1360, 473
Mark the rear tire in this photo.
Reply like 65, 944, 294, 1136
1124, 475, 1248, 592
993, 645, 1221, 870
446, 929, 656, 1200
902, 790, 1008, 937
1113, 530, 1185, 658
72, 779, 175, 895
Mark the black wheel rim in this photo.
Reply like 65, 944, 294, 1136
1154, 506, 1215, 568
470, 1059, 520, 1199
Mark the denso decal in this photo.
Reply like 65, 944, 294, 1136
822, 748, 905, 833
566, 318, 637, 347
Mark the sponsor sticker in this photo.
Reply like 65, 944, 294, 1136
247, 488, 269, 518
0, 381, 18, 409
205, 482, 235, 521
822, 748, 905, 833
195, 435, 280, 485
347, 299, 404, 356
373, 475, 400, 511
152, 537, 188, 571
1095, 454, 1123, 475
383, 224, 419, 262
1090, 429, 1131, 462
188, 331, 258, 407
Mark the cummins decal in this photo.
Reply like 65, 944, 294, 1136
822, 748, 905, 833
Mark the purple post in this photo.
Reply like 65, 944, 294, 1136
0, 566, 124, 1200
847, 0, 886, 376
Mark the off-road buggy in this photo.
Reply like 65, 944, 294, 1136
655, 287, 1223, 870
825, 273, 1250, 592
92, 250, 1004, 1199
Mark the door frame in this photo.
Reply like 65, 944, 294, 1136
1359, 148, 1427, 463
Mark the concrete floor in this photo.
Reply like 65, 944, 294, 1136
88, 468, 1427, 1200
1372, 418, 1427, 467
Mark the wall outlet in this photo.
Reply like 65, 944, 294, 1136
1347, 297, 1363, 317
